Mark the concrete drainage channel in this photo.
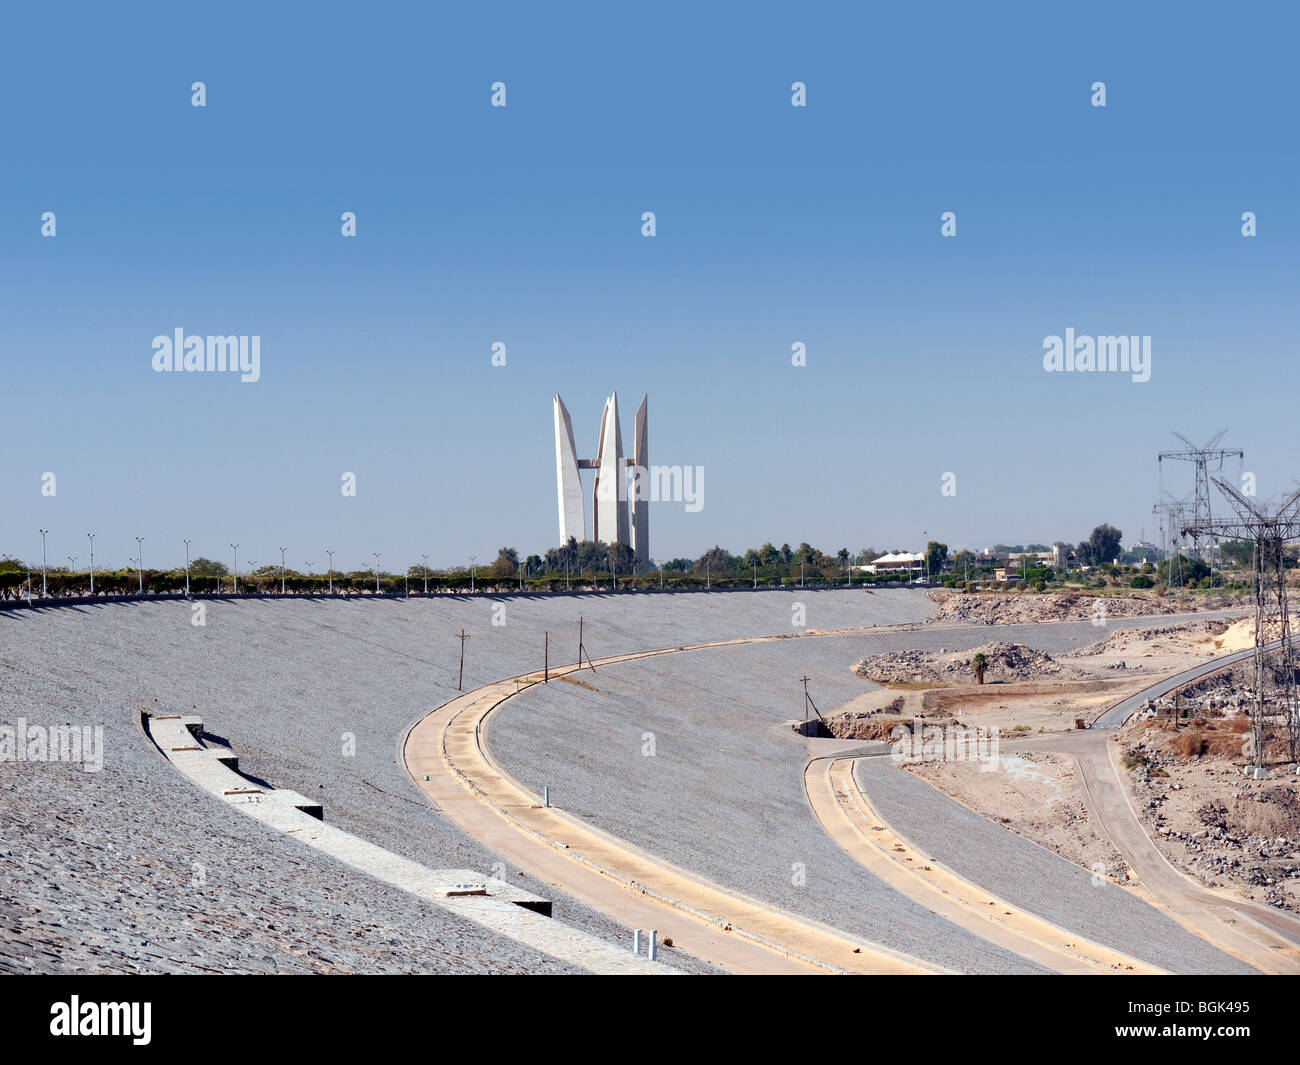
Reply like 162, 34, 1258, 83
144, 712, 667, 974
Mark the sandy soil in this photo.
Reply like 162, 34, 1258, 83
828, 615, 1252, 741
832, 610, 1296, 913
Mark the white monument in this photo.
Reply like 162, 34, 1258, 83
553, 392, 648, 565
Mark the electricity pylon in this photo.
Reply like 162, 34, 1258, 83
1158, 429, 1243, 564
1184, 479, 1300, 767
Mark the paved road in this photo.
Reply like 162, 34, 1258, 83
1091, 637, 1284, 729
1069, 730, 1300, 973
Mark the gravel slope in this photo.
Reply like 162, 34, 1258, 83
0, 589, 928, 974
854, 757, 1252, 974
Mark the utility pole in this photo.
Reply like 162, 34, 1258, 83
230, 544, 239, 594
754, 561, 758, 589
800, 675, 811, 723
39, 529, 47, 597
544, 631, 549, 683
280, 546, 287, 594
326, 550, 334, 595
578, 615, 596, 671
457, 629, 470, 690
422, 553, 429, 594
135, 536, 144, 593
87, 533, 95, 595
183, 538, 191, 596
470, 555, 476, 595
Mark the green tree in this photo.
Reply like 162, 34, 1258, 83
490, 546, 519, 576
925, 541, 949, 577
971, 652, 988, 685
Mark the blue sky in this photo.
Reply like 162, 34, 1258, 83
2, 2, 1297, 570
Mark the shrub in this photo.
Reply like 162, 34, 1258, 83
1130, 575, 1155, 589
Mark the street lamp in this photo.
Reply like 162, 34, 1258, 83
421, 553, 429, 594
183, 539, 192, 596
135, 537, 144, 593
39, 529, 48, 597
280, 546, 287, 595
326, 550, 334, 595
230, 544, 239, 594
87, 533, 95, 595
372, 552, 381, 594
469, 555, 476, 595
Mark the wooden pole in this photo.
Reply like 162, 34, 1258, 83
457, 629, 470, 690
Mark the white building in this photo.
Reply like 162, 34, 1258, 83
861, 552, 926, 575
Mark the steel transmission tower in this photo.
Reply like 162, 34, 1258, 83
1183, 479, 1300, 768
1152, 491, 1193, 589
1158, 429, 1244, 564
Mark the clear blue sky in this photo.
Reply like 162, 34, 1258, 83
2, 2, 1296, 571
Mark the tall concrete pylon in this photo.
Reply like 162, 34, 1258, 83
552, 392, 648, 563
631, 394, 648, 566
593, 392, 629, 548
553, 395, 584, 545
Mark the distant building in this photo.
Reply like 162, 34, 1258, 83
862, 551, 926, 576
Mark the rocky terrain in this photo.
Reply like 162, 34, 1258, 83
925, 589, 1226, 626
852, 641, 1070, 686
1120, 717, 1300, 911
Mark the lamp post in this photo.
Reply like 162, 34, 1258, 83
754, 560, 758, 589
87, 533, 95, 595
469, 555, 476, 595
183, 539, 191, 596
280, 546, 287, 594
135, 537, 144, 593
372, 552, 381, 594
706, 559, 710, 590
39, 529, 48, 597
421, 553, 429, 594
326, 550, 334, 595
230, 544, 239, 594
